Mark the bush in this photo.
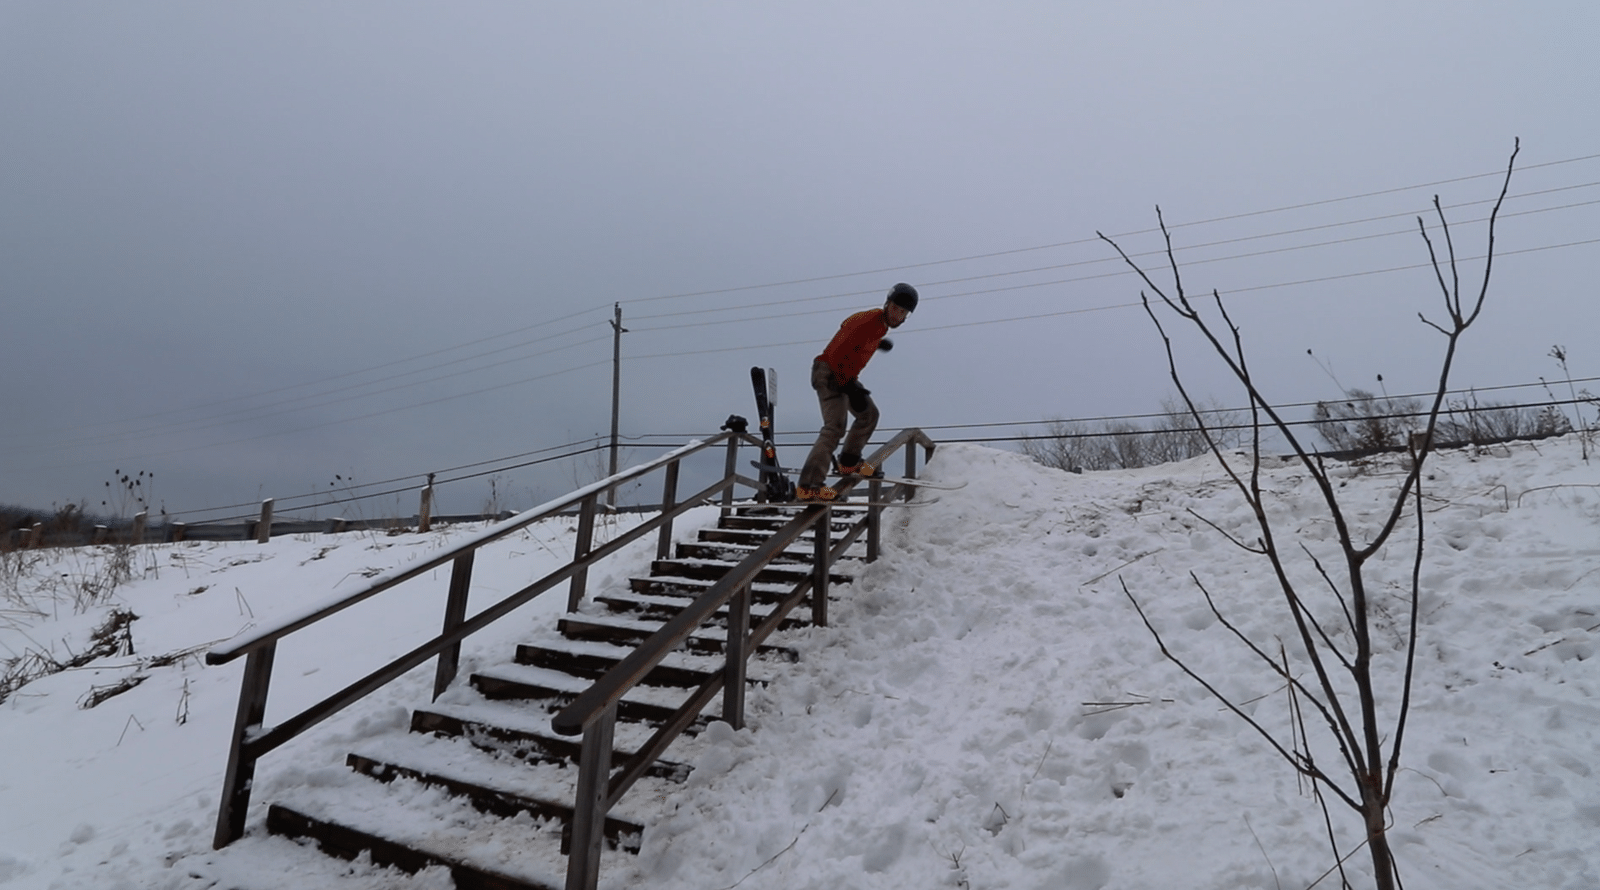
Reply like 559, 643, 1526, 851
1023, 397, 1244, 472
1312, 389, 1422, 453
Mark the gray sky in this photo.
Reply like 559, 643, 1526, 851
3, 2, 1598, 521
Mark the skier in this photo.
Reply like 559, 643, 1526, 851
796, 282, 918, 502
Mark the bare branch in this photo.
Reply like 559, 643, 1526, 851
1192, 574, 1364, 778
1433, 196, 1463, 321
1416, 311, 1451, 337
1299, 543, 1358, 669
1462, 136, 1519, 329
1385, 452, 1428, 802
1122, 577, 1360, 809
1417, 216, 1453, 309
1358, 142, 1520, 562
1186, 507, 1266, 554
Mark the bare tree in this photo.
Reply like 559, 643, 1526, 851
1099, 140, 1519, 890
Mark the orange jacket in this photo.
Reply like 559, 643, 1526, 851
817, 309, 888, 384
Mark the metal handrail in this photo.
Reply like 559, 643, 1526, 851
204, 430, 755, 850
558, 427, 937, 890
549, 427, 934, 737
207, 435, 738, 666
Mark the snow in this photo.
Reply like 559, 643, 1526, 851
2, 439, 1598, 889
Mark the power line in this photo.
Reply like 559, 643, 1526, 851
618, 150, 1600, 307
156, 368, 1600, 523
26, 359, 614, 474
10, 305, 610, 450
623, 180, 1600, 327
201, 389, 1600, 521
167, 435, 611, 522
29, 223, 1596, 478
5, 328, 614, 458
610, 235, 1600, 360
181, 442, 612, 525
20, 152, 1598, 481
623, 187, 1600, 335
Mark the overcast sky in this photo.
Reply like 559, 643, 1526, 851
3, 2, 1597, 520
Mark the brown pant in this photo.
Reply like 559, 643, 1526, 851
800, 358, 878, 487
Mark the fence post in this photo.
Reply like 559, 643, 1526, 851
812, 510, 830, 627
433, 552, 475, 699
905, 443, 918, 480
655, 458, 680, 559
419, 475, 434, 533
212, 643, 276, 848
256, 500, 273, 544
567, 493, 599, 612
93, 525, 109, 545
132, 511, 148, 545
724, 582, 750, 729
29, 522, 42, 549
565, 704, 616, 890
169, 522, 187, 543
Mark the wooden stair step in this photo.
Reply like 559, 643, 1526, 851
717, 515, 859, 532
514, 642, 720, 687
593, 591, 807, 629
268, 805, 560, 890
696, 527, 849, 547
648, 558, 853, 586
674, 540, 863, 564
556, 615, 799, 661
732, 504, 870, 520
627, 575, 819, 603
411, 704, 691, 781
468, 664, 718, 730
346, 753, 644, 849
343, 727, 667, 822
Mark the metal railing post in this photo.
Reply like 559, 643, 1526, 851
432, 552, 475, 699
867, 478, 881, 563
568, 494, 599, 611
565, 704, 616, 890
722, 434, 740, 517
212, 643, 276, 848
655, 458, 680, 559
723, 582, 750, 729
812, 510, 830, 627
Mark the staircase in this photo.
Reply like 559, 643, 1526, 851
261, 503, 869, 889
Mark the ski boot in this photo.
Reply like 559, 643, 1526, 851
795, 484, 838, 503
835, 452, 879, 479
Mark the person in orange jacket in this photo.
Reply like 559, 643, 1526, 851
796, 283, 918, 501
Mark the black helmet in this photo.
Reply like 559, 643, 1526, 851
887, 282, 919, 312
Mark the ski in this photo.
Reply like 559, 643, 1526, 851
751, 461, 966, 491
749, 367, 795, 502
764, 497, 939, 509
836, 497, 938, 508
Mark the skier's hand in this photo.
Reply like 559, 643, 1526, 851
877, 338, 894, 352
841, 380, 871, 413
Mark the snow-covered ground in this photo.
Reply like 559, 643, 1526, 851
2, 439, 1597, 889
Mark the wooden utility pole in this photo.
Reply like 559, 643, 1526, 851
607, 303, 628, 507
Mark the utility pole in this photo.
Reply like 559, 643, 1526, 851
607, 303, 628, 508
